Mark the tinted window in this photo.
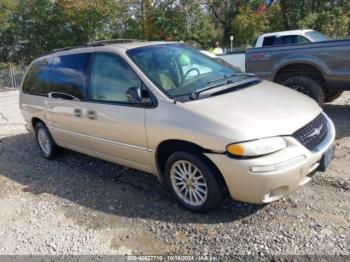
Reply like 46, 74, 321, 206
262, 36, 276, 46
90, 53, 142, 103
278, 35, 310, 45
22, 57, 52, 95
49, 53, 91, 100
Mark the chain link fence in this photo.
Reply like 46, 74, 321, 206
0, 64, 26, 89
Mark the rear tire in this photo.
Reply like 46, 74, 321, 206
35, 122, 59, 159
281, 75, 325, 105
165, 151, 223, 212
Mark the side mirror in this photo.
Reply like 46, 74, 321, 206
126, 87, 153, 106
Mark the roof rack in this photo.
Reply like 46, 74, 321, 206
43, 39, 145, 56
87, 39, 145, 46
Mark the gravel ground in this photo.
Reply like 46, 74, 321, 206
0, 90, 349, 257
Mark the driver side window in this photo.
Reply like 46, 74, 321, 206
90, 53, 142, 103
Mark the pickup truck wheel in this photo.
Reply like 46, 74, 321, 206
165, 152, 223, 212
281, 76, 325, 104
35, 122, 60, 159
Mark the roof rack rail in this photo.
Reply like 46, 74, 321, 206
86, 39, 145, 45
42, 39, 145, 56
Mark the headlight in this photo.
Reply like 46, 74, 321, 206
226, 137, 287, 157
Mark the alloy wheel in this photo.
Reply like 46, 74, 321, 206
170, 160, 208, 206
37, 128, 51, 155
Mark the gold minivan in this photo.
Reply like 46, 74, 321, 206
20, 41, 336, 212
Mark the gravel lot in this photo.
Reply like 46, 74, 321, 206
0, 90, 349, 257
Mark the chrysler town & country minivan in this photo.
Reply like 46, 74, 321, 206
20, 41, 336, 212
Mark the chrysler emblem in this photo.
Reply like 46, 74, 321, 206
307, 123, 323, 138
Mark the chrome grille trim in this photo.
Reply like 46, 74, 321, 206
293, 113, 332, 152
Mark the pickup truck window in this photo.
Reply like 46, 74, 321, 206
305, 31, 330, 42
262, 36, 276, 47
278, 35, 310, 45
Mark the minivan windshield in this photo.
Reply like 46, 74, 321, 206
127, 44, 250, 98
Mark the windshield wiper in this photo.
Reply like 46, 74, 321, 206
189, 74, 243, 100
190, 82, 227, 100
190, 76, 260, 100
206, 73, 241, 85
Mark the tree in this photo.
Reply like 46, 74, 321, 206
276, 0, 350, 38
316, 7, 349, 37
266, 3, 285, 32
206, 0, 248, 44
0, 0, 350, 64
136, 0, 218, 46
0, 0, 65, 63
231, 5, 268, 46
0, 0, 125, 63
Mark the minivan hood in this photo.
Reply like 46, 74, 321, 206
184, 80, 322, 142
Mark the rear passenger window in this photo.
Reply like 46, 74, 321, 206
262, 36, 276, 47
89, 53, 142, 103
22, 58, 52, 95
49, 53, 91, 100
278, 35, 310, 45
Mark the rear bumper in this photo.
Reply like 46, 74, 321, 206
205, 114, 336, 204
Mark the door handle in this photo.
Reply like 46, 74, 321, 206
86, 110, 97, 120
73, 108, 82, 118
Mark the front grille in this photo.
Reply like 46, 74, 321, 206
293, 113, 328, 151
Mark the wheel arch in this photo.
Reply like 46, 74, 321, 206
274, 62, 325, 84
31, 117, 45, 129
155, 139, 227, 188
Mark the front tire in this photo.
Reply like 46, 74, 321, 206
281, 75, 325, 104
35, 122, 59, 159
165, 152, 223, 212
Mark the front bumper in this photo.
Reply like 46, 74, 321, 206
205, 114, 336, 204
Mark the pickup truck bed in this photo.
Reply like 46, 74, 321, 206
219, 51, 246, 72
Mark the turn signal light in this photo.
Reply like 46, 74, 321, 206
226, 144, 245, 156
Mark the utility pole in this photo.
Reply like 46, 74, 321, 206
9, 62, 16, 88
8, 49, 16, 89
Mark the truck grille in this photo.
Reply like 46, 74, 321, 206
293, 114, 328, 151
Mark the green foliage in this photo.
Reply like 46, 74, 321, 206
0, 0, 64, 63
274, 0, 350, 38
266, 3, 285, 32
141, 0, 218, 47
231, 5, 267, 46
316, 7, 349, 38
0, 0, 123, 63
0, 0, 349, 64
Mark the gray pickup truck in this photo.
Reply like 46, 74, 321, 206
245, 39, 350, 103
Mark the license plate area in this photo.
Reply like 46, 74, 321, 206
318, 144, 335, 172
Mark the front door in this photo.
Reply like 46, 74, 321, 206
84, 52, 150, 170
